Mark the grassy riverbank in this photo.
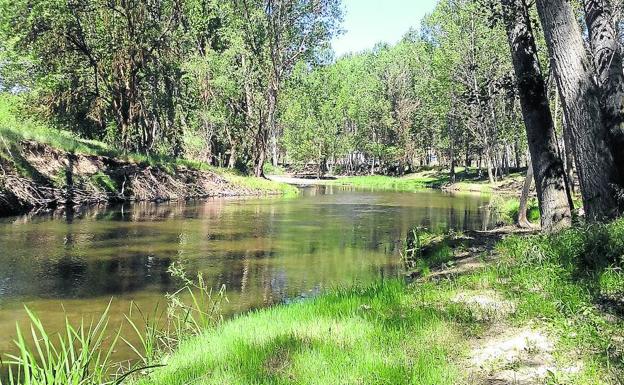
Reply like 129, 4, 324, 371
0, 94, 297, 216
329, 168, 527, 195
135, 220, 624, 384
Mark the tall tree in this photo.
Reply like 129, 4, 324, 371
535, 0, 620, 220
582, 0, 624, 190
500, 0, 571, 232
235, 0, 341, 177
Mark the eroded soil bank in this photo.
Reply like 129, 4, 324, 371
0, 141, 290, 217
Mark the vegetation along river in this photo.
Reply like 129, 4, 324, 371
0, 186, 493, 361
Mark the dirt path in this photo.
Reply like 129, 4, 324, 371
411, 226, 582, 384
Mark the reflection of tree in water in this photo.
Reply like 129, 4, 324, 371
0, 189, 494, 307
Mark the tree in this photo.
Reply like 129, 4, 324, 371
582, 0, 624, 190
535, 0, 620, 220
234, 0, 342, 177
501, 0, 571, 232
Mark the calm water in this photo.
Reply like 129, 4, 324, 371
0, 186, 493, 359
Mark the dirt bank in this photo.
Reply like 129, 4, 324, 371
0, 141, 290, 217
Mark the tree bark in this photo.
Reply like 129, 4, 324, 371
536, 0, 619, 220
562, 114, 576, 195
518, 156, 534, 229
502, 0, 572, 232
583, 0, 624, 190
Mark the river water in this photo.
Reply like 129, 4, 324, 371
0, 185, 493, 360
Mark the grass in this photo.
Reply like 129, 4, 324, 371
330, 168, 526, 194
221, 171, 299, 196
402, 227, 462, 276
0, 94, 115, 158
330, 175, 442, 191
137, 281, 463, 385
490, 195, 540, 225
0, 304, 122, 385
472, 220, 624, 383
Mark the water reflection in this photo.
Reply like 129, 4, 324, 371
0, 186, 493, 357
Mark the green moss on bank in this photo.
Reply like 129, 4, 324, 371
331, 175, 441, 191
329, 168, 526, 195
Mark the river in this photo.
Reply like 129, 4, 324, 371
0, 185, 493, 361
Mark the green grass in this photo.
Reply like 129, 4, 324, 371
331, 175, 442, 191
263, 163, 287, 176
329, 169, 525, 194
0, 304, 122, 385
0, 94, 115, 157
490, 195, 540, 225
481, 220, 624, 382
137, 281, 463, 385
221, 172, 300, 196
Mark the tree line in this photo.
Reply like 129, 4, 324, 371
0, 0, 341, 177
279, 0, 522, 181
2, 0, 624, 231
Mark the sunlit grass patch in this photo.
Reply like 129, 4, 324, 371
331, 175, 440, 191
138, 281, 462, 385
222, 172, 300, 196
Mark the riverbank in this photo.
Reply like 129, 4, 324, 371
269, 168, 528, 195
136, 220, 624, 384
333, 169, 529, 195
0, 100, 297, 217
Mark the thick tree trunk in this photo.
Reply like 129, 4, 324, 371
501, 0, 572, 232
518, 156, 534, 229
536, 0, 619, 220
583, 0, 624, 191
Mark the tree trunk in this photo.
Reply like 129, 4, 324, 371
562, 115, 576, 195
583, 0, 624, 190
518, 156, 534, 229
271, 130, 279, 167
501, 0, 572, 232
486, 150, 495, 184
536, 0, 619, 220
228, 144, 237, 169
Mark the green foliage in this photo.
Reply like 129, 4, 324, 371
263, 163, 287, 176
0, 0, 342, 175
